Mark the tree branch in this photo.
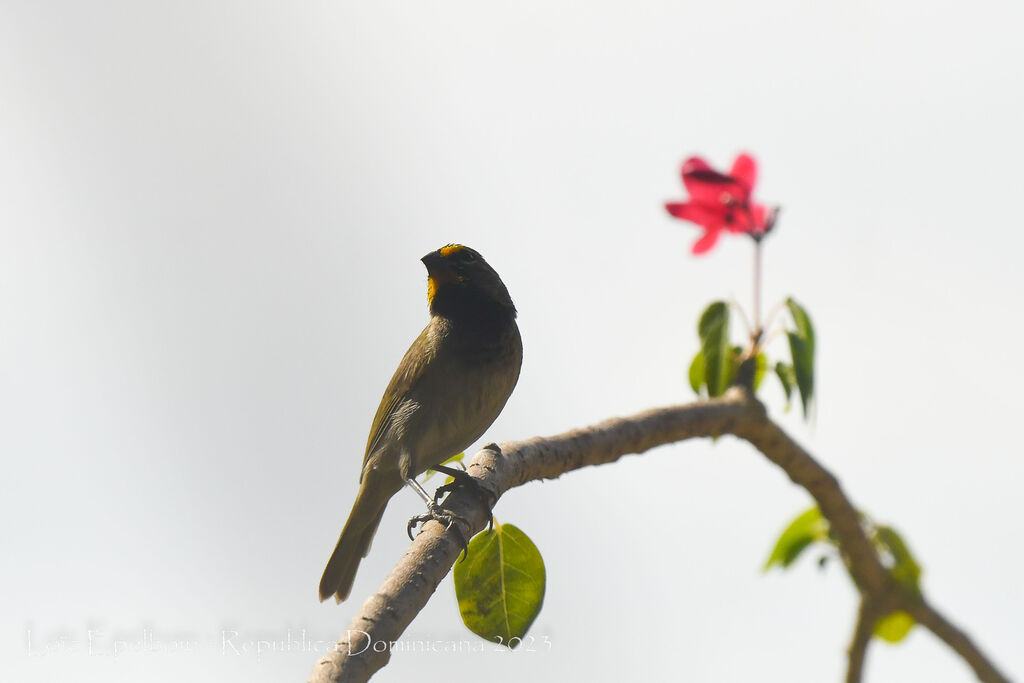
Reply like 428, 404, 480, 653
308, 388, 1009, 683
846, 599, 879, 683
907, 598, 1010, 683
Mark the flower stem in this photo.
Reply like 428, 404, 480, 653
753, 238, 763, 343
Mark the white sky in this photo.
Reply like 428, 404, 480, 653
2, 1, 1022, 681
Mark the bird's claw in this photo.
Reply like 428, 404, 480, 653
430, 467, 496, 532
406, 502, 453, 539
406, 503, 469, 557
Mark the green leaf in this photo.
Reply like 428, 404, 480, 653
870, 525, 920, 643
786, 297, 815, 352
775, 362, 796, 409
726, 345, 743, 386
724, 347, 767, 393
874, 526, 922, 595
753, 352, 768, 391
454, 523, 546, 648
764, 506, 829, 570
688, 351, 705, 396
421, 452, 464, 483
698, 302, 731, 397
787, 332, 814, 418
874, 610, 915, 643
785, 298, 816, 419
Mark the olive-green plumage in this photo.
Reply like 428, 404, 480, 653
318, 245, 522, 603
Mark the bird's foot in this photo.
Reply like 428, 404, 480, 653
406, 503, 469, 556
430, 465, 496, 532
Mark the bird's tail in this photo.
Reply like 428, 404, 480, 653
318, 481, 388, 603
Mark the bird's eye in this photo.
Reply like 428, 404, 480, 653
457, 250, 476, 263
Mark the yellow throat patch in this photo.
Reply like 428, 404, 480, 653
426, 245, 466, 303
427, 275, 438, 303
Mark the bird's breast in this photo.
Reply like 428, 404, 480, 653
400, 322, 522, 475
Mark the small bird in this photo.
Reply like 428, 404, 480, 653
319, 244, 523, 603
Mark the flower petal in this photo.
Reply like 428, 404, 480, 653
665, 201, 728, 229
683, 158, 745, 207
680, 157, 712, 177
729, 153, 758, 196
715, 201, 770, 234
691, 229, 721, 254
749, 203, 768, 234
722, 207, 748, 233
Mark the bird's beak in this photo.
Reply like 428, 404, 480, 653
421, 250, 445, 272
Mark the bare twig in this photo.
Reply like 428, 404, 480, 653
847, 599, 879, 683
907, 598, 1010, 683
308, 388, 1009, 683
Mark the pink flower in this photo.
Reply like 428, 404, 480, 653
665, 153, 775, 254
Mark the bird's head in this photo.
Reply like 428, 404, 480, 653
422, 244, 516, 318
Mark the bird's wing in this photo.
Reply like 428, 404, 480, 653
360, 324, 437, 480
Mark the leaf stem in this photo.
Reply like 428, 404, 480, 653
730, 298, 753, 338
761, 300, 787, 337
